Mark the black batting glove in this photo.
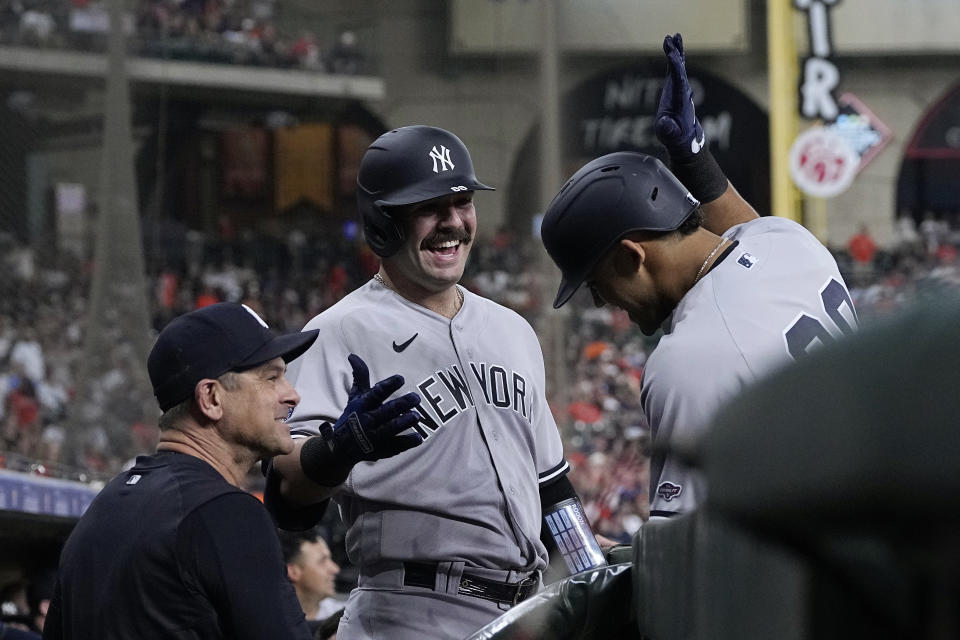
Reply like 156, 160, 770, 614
655, 33, 706, 160
301, 354, 423, 487
322, 353, 423, 462
655, 32, 728, 203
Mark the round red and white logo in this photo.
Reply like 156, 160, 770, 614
789, 126, 860, 198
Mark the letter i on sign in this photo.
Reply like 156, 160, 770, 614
794, 0, 842, 121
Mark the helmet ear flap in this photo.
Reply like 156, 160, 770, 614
362, 201, 405, 257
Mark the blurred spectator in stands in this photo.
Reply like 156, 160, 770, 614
1, 0, 344, 74
67, 0, 110, 51
919, 211, 948, 256
848, 223, 877, 286
848, 223, 877, 266
153, 268, 180, 329
895, 211, 921, 252
0, 316, 15, 365
0, 573, 52, 637
471, 267, 509, 302
156, 268, 178, 311
194, 284, 220, 308
287, 228, 308, 276
257, 21, 283, 65
1, 580, 31, 628
279, 527, 344, 623
186, 229, 207, 278
38, 422, 66, 465
19, 5, 56, 48
3, 376, 41, 456
326, 29, 361, 75
355, 244, 379, 279
126, 416, 158, 460
934, 240, 958, 266
25, 571, 55, 634
36, 367, 69, 422
291, 30, 322, 70
79, 425, 112, 474
202, 260, 246, 302
8, 244, 35, 281
324, 263, 349, 305
251, 0, 274, 21
9, 327, 45, 385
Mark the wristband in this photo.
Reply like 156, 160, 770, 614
300, 433, 353, 487
670, 147, 729, 205
262, 457, 329, 531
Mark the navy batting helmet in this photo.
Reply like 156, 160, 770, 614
356, 125, 494, 257
541, 152, 700, 308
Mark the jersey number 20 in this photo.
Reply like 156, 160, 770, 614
783, 278, 858, 360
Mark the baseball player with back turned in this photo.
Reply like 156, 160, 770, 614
541, 34, 859, 519
268, 125, 607, 640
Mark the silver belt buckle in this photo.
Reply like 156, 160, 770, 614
511, 575, 537, 606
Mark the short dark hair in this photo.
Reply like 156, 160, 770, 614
676, 207, 705, 235
278, 527, 324, 564
622, 207, 704, 245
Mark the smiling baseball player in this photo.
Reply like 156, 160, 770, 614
267, 126, 605, 640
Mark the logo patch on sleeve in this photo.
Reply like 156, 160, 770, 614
656, 481, 682, 502
737, 252, 758, 269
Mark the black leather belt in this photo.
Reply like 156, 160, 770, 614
402, 561, 538, 606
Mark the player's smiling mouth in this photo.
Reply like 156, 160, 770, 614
422, 234, 470, 256
427, 239, 460, 255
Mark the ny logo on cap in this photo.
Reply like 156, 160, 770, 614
242, 303, 269, 328
429, 145, 455, 173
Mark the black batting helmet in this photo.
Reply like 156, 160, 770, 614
356, 125, 494, 257
541, 152, 700, 308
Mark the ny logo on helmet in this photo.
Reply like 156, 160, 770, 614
429, 145, 455, 173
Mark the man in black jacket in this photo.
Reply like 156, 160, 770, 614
44, 303, 420, 640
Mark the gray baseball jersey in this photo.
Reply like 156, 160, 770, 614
286, 280, 568, 571
644, 216, 858, 517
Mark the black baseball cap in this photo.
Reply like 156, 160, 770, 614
148, 303, 319, 412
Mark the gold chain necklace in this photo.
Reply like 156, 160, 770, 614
373, 273, 464, 308
693, 238, 727, 285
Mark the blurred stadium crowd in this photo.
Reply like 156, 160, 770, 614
0, 0, 365, 73
2, 212, 959, 542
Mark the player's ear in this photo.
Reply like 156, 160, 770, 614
614, 238, 646, 275
194, 379, 225, 421
286, 562, 301, 582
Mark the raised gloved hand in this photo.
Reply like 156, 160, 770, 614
655, 33, 706, 160
301, 354, 423, 486
654, 32, 729, 204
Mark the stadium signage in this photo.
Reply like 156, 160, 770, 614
794, 0, 843, 122
562, 64, 770, 214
